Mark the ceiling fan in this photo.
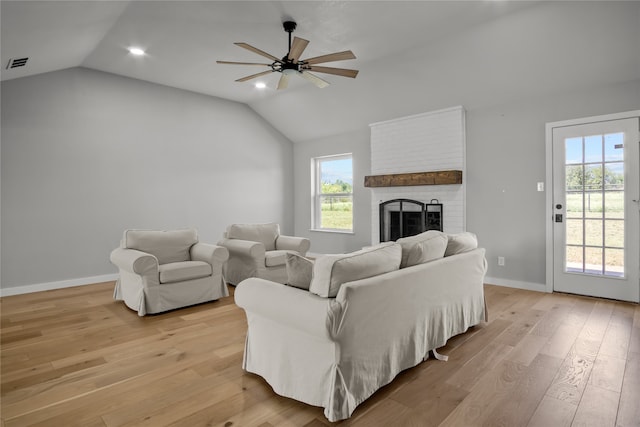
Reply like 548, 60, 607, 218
217, 21, 359, 89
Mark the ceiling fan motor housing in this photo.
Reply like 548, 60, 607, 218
279, 62, 300, 73
283, 21, 297, 33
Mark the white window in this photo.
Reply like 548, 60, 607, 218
312, 154, 353, 232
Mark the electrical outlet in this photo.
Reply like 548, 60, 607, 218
498, 256, 505, 266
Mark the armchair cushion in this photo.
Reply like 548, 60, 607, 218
123, 229, 198, 264
227, 223, 279, 251
158, 261, 212, 284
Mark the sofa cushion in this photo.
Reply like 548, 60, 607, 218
404, 237, 448, 267
124, 229, 198, 264
396, 230, 448, 268
309, 242, 402, 298
285, 253, 314, 290
445, 232, 478, 256
158, 261, 212, 284
227, 223, 279, 251
265, 250, 295, 267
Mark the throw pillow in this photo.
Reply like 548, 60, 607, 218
403, 234, 448, 267
309, 242, 402, 298
396, 230, 448, 268
285, 253, 314, 290
445, 232, 478, 256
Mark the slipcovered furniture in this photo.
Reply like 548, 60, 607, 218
110, 228, 229, 316
235, 231, 486, 422
218, 223, 310, 285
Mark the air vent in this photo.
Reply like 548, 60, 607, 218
6, 57, 28, 69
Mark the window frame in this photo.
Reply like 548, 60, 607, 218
311, 153, 354, 233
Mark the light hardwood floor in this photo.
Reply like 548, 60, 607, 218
1, 282, 639, 426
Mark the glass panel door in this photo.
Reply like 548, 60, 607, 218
552, 117, 639, 302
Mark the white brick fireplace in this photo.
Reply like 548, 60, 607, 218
369, 106, 466, 243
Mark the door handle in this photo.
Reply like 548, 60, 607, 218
555, 214, 563, 223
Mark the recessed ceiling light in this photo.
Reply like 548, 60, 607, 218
255, 82, 266, 89
128, 47, 145, 56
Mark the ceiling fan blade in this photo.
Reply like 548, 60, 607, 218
288, 37, 309, 62
300, 71, 330, 88
217, 61, 271, 66
234, 42, 281, 62
303, 50, 356, 65
277, 73, 290, 90
306, 66, 359, 78
235, 70, 273, 82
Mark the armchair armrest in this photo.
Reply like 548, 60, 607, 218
190, 243, 229, 265
235, 278, 338, 339
217, 238, 265, 260
110, 248, 158, 276
276, 235, 311, 254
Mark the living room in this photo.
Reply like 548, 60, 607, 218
1, 1, 639, 426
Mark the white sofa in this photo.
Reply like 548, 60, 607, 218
234, 231, 487, 422
218, 223, 310, 285
110, 228, 229, 316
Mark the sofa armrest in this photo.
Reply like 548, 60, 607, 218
190, 243, 229, 266
235, 278, 337, 339
110, 248, 158, 276
276, 235, 311, 255
217, 238, 265, 260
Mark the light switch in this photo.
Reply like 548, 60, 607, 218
537, 182, 544, 192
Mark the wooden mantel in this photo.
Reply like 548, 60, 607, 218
364, 170, 462, 187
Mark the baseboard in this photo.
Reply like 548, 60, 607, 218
484, 276, 548, 293
0, 273, 118, 297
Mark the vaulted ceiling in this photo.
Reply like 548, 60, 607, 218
2, 1, 639, 142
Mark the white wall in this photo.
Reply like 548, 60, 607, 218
370, 107, 466, 243
1, 67, 293, 292
293, 128, 371, 255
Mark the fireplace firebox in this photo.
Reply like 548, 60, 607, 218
379, 198, 442, 242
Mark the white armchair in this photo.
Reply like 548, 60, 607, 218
218, 223, 310, 285
110, 228, 229, 316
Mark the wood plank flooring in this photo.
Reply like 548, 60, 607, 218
1, 282, 639, 426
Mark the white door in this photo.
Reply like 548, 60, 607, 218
551, 117, 639, 302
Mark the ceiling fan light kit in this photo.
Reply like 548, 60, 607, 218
217, 21, 359, 89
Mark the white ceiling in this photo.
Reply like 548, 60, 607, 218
2, 1, 639, 142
